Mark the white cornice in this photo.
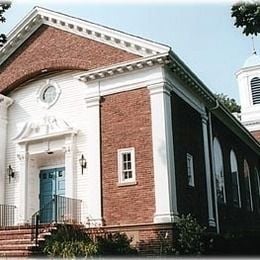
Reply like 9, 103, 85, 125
0, 6, 170, 66
236, 64, 260, 77
76, 52, 170, 82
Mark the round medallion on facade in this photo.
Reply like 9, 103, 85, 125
37, 80, 61, 109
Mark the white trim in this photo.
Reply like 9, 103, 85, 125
230, 150, 242, 208
39, 164, 65, 170
186, 153, 195, 187
76, 53, 170, 83
0, 94, 13, 204
201, 113, 216, 227
82, 66, 164, 99
163, 67, 205, 114
148, 82, 178, 223
84, 94, 102, 225
117, 147, 136, 184
16, 130, 78, 144
244, 160, 253, 211
36, 79, 62, 109
213, 137, 226, 204
0, 7, 170, 66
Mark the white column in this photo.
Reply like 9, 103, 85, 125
64, 134, 76, 198
148, 82, 178, 223
201, 113, 216, 227
0, 94, 13, 204
85, 95, 102, 225
17, 144, 29, 224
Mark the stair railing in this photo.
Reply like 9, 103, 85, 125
31, 195, 82, 245
0, 204, 16, 227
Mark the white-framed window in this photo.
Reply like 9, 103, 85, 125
213, 138, 226, 204
118, 148, 136, 184
230, 150, 241, 208
186, 153, 195, 187
244, 160, 253, 211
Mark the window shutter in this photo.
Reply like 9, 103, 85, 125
251, 77, 260, 105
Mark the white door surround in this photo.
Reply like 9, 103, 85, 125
15, 132, 76, 224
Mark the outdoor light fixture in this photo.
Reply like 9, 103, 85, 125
79, 154, 87, 175
7, 165, 15, 183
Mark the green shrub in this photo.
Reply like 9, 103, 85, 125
173, 214, 206, 255
42, 224, 98, 257
42, 225, 137, 257
97, 232, 137, 256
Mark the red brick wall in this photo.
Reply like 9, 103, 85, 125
0, 25, 139, 94
86, 223, 175, 255
101, 88, 155, 226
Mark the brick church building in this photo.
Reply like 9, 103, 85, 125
0, 6, 260, 255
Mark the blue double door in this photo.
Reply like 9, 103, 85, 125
39, 167, 65, 223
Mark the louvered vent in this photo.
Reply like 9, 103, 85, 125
251, 77, 260, 105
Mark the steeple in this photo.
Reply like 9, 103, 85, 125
236, 50, 260, 140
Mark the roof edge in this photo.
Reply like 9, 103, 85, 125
0, 6, 170, 66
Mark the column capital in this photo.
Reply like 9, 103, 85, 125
201, 112, 208, 124
85, 95, 100, 108
147, 81, 172, 96
0, 94, 13, 121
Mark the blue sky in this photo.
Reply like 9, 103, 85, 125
2, 1, 259, 103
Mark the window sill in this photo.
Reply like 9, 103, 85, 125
117, 181, 137, 187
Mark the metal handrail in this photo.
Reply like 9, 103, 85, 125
0, 204, 16, 227
31, 195, 82, 245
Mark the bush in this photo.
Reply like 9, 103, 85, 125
42, 225, 137, 257
43, 225, 97, 257
172, 214, 206, 255
97, 232, 137, 256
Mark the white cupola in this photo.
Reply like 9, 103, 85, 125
236, 51, 260, 132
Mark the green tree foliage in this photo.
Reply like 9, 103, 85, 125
0, 1, 11, 47
231, 1, 260, 36
215, 93, 241, 113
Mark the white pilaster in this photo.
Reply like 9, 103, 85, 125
64, 134, 76, 198
148, 82, 178, 223
201, 113, 216, 227
0, 94, 13, 204
85, 95, 102, 225
17, 144, 29, 223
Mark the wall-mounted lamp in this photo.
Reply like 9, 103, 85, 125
7, 165, 15, 183
79, 154, 87, 175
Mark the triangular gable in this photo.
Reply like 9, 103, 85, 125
0, 25, 141, 93
0, 6, 170, 67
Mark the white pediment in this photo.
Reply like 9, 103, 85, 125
0, 6, 170, 67
13, 115, 76, 142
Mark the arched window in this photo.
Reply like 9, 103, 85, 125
251, 77, 260, 105
244, 160, 253, 211
230, 150, 241, 207
213, 138, 226, 203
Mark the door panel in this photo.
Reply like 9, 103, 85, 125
39, 167, 65, 223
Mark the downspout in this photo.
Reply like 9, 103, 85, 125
208, 99, 220, 233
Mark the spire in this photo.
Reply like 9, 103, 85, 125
251, 36, 257, 55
